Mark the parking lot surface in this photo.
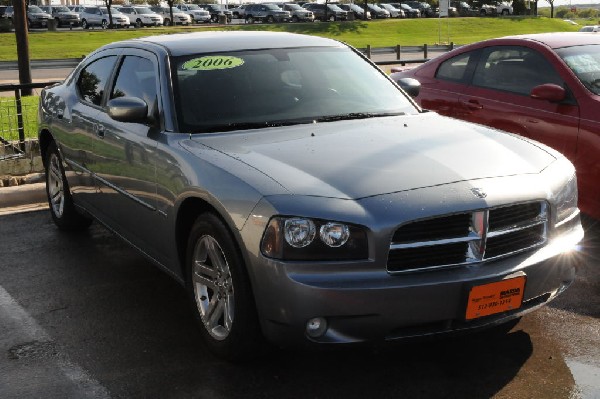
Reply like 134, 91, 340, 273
0, 209, 598, 398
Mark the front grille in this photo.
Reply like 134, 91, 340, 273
387, 202, 548, 273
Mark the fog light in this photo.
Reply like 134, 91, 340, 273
306, 317, 328, 338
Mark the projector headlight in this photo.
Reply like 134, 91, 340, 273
261, 216, 368, 261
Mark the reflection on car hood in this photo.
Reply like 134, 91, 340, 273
186, 113, 556, 199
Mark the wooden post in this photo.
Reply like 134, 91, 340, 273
396, 44, 401, 60
13, 0, 32, 96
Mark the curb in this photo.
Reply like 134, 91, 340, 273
1, 182, 47, 207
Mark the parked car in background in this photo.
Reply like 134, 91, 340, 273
3, 5, 13, 21
395, 3, 420, 17
39, 5, 81, 27
303, 3, 348, 21
176, 4, 211, 23
68, 5, 85, 14
480, 2, 513, 15
150, 6, 191, 26
26, 5, 51, 28
0, 5, 8, 19
339, 3, 371, 19
366, 3, 390, 18
579, 25, 600, 32
80, 6, 130, 29
244, 4, 290, 23
391, 33, 600, 219
404, 1, 437, 17
278, 3, 315, 22
38, 30, 583, 361
117, 6, 163, 27
199, 4, 233, 23
379, 3, 405, 18
450, 0, 476, 16
230, 4, 248, 19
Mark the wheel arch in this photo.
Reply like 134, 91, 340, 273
175, 196, 249, 284
39, 128, 54, 168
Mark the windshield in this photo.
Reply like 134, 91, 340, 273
54, 6, 70, 12
134, 7, 153, 14
103, 7, 123, 15
173, 47, 416, 133
556, 44, 600, 95
265, 4, 282, 10
29, 6, 43, 13
187, 4, 201, 9
286, 4, 302, 10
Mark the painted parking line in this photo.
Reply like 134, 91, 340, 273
0, 285, 110, 398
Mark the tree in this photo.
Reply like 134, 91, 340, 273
544, 0, 555, 18
103, 0, 115, 28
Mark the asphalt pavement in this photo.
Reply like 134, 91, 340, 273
0, 185, 599, 398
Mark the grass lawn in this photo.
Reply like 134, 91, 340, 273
0, 17, 579, 61
0, 96, 38, 140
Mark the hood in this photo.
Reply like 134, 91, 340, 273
186, 113, 556, 199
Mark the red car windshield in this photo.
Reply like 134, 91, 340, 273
556, 44, 600, 95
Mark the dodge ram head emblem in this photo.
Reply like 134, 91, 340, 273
470, 188, 487, 199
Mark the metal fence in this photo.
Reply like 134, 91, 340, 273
0, 82, 57, 161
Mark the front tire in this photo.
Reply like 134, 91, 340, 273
186, 213, 263, 361
135, 18, 142, 28
81, 19, 88, 29
45, 142, 92, 231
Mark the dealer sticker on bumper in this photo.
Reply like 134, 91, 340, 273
466, 276, 526, 320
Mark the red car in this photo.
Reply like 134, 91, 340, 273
391, 33, 600, 219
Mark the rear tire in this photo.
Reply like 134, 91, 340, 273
45, 142, 92, 231
186, 213, 263, 361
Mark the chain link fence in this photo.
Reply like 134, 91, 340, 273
0, 82, 56, 161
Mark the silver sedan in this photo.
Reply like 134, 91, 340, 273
38, 31, 583, 361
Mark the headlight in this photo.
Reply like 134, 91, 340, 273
261, 216, 368, 261
284, 218, 315, 248
545, 156, 578, 226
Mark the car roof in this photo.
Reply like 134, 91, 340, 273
498, 32, 600, 49
111, 32, 343, 57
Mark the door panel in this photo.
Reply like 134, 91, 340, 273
461, 46, 580, 160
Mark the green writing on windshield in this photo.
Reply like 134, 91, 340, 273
182, 56, 245, 71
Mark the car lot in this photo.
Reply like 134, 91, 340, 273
0, 209, 598, 397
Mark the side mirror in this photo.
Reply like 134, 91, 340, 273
107, 96, 148, 123
530, 83, 566, 103
396, 77, 421, 98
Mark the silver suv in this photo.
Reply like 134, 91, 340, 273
244, 4, 290, 23
80, 6, 130, 29
117, 6, 163, 27
39, 5, 80, 27
176, 4, 211, 23
279, 3, 314, 22
150, 6, 191, 26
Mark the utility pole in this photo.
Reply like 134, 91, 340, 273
13, 0, 32, 96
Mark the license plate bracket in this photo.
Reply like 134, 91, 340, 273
465, 275, 526, 320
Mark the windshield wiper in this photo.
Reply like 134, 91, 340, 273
313, 112, 405, 123
192, 119, 314, 134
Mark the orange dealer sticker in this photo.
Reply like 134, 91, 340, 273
465, 276, 526, 320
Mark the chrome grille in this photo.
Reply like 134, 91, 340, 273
387, 202, 548, 273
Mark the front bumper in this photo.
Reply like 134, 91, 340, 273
254, 223, 582, 347
240, 175, 584, 347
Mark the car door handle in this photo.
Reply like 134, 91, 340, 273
461, 100, 483, 110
